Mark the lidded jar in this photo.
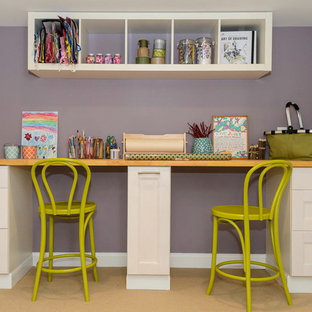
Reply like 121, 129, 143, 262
195, 37, 214, 64
177, 39, 196, 64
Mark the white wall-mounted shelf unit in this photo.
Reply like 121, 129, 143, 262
28, 12, 272, 80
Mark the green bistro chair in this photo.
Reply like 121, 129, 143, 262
31, 158, 98, 301
206, 160, 293, 312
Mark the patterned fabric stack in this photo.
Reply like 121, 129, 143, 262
124, 153, 232, 160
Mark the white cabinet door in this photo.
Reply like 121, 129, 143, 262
0, 167, 8, 188
292, 190, 312, 231
127, 167, 171, 275
0, 229, 8, 273
0, 189, 8, 229
292, 231, 312, 276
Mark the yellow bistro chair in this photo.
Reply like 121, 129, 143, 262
31, 158, 98, 301
206, 160, 293, 312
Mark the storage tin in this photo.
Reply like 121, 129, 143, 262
138, 39, 149, 48
136, 56, 150, 64
152, 49, 166, 58
151, 57, 165, 64
22, 146, 37, 159
4, 144, 20, 159
154, 39, 166, 49
137, 47, 149, 57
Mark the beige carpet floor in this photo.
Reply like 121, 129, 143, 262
0, 267, 311, 312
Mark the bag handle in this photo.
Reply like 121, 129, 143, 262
285, 102, 304, 132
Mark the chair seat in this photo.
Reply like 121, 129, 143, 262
41, 200, 96, 216
212, 204, 271, 221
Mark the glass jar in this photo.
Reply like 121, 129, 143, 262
104, 54, 113, 64
86, 53, 95, 64
177, 39, 195, 64
113, 54, 121, 64
195, 37, 214, 64
95, 53, 104, 64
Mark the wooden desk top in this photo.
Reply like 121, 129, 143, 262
1, 159, 312, 167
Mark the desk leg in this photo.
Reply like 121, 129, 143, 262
127, 167, 171, 290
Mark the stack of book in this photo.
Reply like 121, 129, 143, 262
220, 30, 257, 64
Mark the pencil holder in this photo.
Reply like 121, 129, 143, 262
4, 144, 20, 159
22, 146, 37, 159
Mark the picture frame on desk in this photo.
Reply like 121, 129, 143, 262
220, 30, 257, 64
21, 111, 58, 159
212, 115, 248, 159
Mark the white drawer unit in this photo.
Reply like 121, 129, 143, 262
291, 168, 312, 190
127, 166, 171, 290
267, 167, 312, 292
0, 166, 9, 229
0, 167, 33, 288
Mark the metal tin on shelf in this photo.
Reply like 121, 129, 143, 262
195, 37, 214, 64
152, 48, 166, 58
154, 39, 166, 49
138, 39, 149, 48
151, 57, 165, 64
136, 56, 150, 64
177, 39, 196, 64
137, 47, 149, 57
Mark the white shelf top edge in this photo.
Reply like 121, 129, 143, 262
28, 11, 272, 21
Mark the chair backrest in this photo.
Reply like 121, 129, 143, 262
243, 160, 293, 220
31, 158, 92, 215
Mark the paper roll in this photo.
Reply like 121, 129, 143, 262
137, 47, 149, 57
151, 57, 165, 64
126, 138, 184, 153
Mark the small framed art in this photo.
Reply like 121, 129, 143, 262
212, 115, 248, 159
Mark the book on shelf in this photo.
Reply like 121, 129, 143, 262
220, 31, 257, 64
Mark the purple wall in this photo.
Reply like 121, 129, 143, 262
0, 27, 312, 254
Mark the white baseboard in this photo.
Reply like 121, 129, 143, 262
4, 253, 311, 293
32, 252, 266, 269
127, 275, 170, 290
0, 254, 32, 289
286, 275, 312, 293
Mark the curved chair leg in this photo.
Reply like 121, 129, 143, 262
272, 219, 292, 305
206, 216, 219, 295
79, 218, 90, 302
32, 214, 47, 301
88, 217, 99, 282
48, 216, 54, 282
244, 220, 252, 312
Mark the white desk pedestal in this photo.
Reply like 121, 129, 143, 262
0, 167, 33, 288
127, 167, 171, 290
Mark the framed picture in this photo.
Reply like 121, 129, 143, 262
212, 115, 248, 159
21, 111, 58, 159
